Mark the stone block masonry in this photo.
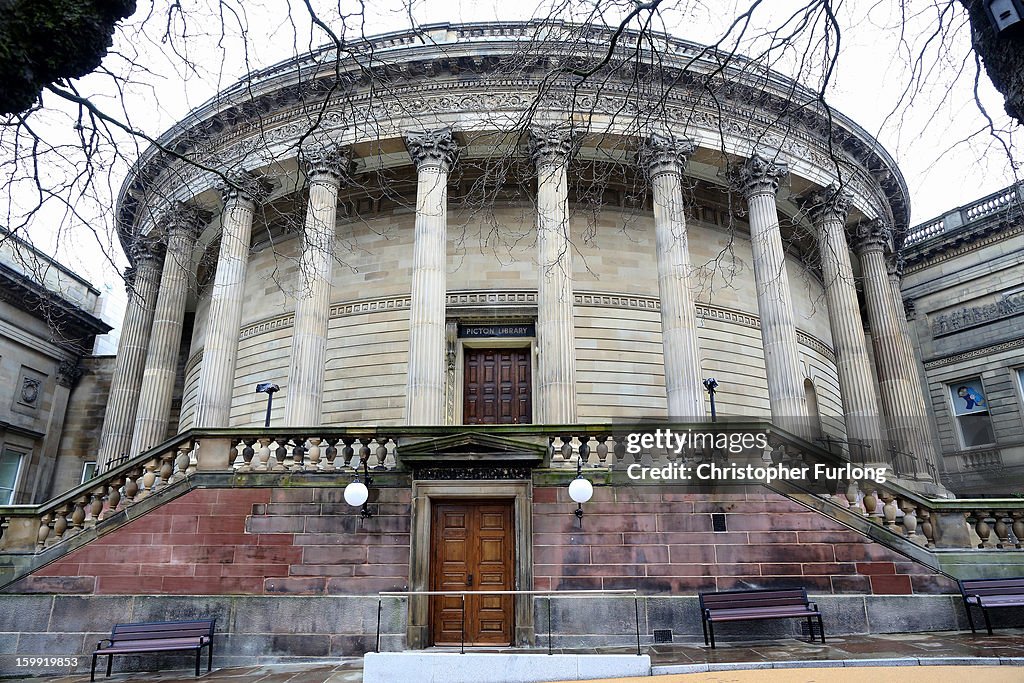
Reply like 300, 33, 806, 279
532, 486, 959, 595
6, 487, 410, 596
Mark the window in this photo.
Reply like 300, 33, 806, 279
0, 448, 25, 505
948, 379, 996, 448
81, 462, 97, 484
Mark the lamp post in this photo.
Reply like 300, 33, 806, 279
255, 382, 279, 428
568, 457, 593, 528
702, 378, 719, 422
344, 458, 373, 519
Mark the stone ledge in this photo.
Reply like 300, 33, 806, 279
363, 652, 651, 683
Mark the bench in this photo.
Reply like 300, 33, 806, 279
959, 577, 1024, 635
91, 618, 215, 681
698, 588, 824, 649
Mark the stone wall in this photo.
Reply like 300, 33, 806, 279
8, 487, 410, 596
178, 206, 842, 428
532, 485, 957, 595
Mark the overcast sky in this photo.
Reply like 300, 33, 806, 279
10, 0, 1020, 334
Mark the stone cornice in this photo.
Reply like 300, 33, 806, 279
404, 128, 459, 171
639, 133, 696, 179
731, 152, 788, 198
902, 219, 1023, 273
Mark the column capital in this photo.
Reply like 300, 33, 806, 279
528, 125, 577, 170
125, 232, 166, 280
852, 219, 894, 256
218, 171, 272, 207
888, 252, 906, 280
640, 133, 696, 179
731, 152, 788, 198
56, 358, 83, 388
301, 145, 356, 185
800, 183, 852, 225
157, 201, 212, 242
405, 128, 459, 172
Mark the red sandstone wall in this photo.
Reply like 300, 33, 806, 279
532, 486, 957, 595
10, 488, 410, 595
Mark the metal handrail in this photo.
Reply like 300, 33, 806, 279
375, 589, 642, 656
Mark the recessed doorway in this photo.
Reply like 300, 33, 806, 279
430, 499, 515, 646
463, 347, 532, 425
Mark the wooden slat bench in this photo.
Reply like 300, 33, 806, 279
698, 588, 825, 649
960, 577, 1024, 635
91, 618, 216, 681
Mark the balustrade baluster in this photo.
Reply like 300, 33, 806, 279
124, 473, 140, 504
597, 437, 610, 468
881, 494, 899, 531
272, 439, 287, 471
307, 437, 321, 471
322, 439, 338, 471
87, 491, 103, 527
103, 478, 123, 518
972, 509, 994, 548
157, 452, 174, 491
342, 438, 356, 469
37, 513, 52, 547
550, 436, 565, 466
67, 497, 87, 537
1012, 512, 1024, 549
51, 504, 69, 545
383, 438, 397, 470
255, 438, 271, 471
845, 480, 863, 514
360, 443, 372, 470
561, 438, 574, 469
862, 488, 880, 522
994, 510, 1011, 549
918, 508, 936, 549
899, 500, 919, 542
137, 459, 158, 500
282, 438, 297, 470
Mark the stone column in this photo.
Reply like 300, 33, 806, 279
529, 126, 577, 424
130, 203, 208, 455
96, 234, 164, 470
641, 133, 705, 419
193, 172, 270, 428
802, 185, 886, 456
854, 220, 935, 479
404, 129, 458, 425
285, 147, 352, 426
734, 153, 807, 433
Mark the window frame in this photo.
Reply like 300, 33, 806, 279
946, 377, 996, 450
0, 447, 27, 505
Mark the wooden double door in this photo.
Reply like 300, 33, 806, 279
430, 500, 515, 646
463, 347, 532, 425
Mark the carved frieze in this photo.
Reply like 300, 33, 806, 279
931, 290, 1024, 336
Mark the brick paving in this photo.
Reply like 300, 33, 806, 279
10, 629, 1024, 682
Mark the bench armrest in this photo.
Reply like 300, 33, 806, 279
95, 638, 113, 650
807, 602, 818, 611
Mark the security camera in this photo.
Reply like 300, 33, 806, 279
703, 378, 719, 391
256, 382, 280, 394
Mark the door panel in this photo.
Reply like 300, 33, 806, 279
430, 501, 515, 646
464, 348, 532, 425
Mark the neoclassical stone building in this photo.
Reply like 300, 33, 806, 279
7, 22, 1023, 668
98, 23, 935, 480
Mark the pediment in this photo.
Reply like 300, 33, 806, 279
399, 432, 546, 467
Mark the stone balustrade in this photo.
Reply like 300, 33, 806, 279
3, 424, 1024, 560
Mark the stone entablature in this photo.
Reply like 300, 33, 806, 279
115, 22, 907, 248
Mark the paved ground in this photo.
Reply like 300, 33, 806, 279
10, 629, 1024, 682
